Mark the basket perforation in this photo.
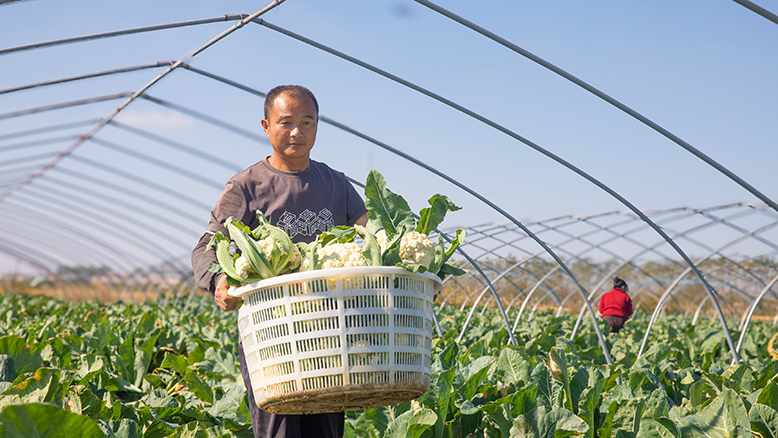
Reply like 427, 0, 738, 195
395, 352, 423, 366
252, 304, 287, 325
348, 351, 389, 367
350, 370, 390, 385
344, 293, 389, 309
300, 354, 342, 372
394, 314, 425, 330
393, 295, 425, 310
291, 297, 338, 315
255, 323, 289, 343
258, 342, 292, 361
294, 316, 339, 334
303, 373, 343, 390
263, 361, 295, 379
394, 333, 424, 348
248, 286, 285, 306
289, 278, 333, 296
347, 333, 389, 348
346, 313, 388, 328
296, 335, 341, 353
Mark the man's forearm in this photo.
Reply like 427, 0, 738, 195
192, 233, 219, 293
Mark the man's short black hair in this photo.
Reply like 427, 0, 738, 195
264, 85, 319, 119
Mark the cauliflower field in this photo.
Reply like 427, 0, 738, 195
1, 291, 777, 437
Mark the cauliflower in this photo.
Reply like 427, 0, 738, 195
257, 236, 301, 271
287, 244, 302, 271
317, 243, 367, 269
234, 255, 255, 279
399, 231, 436, 269
375, 229, 388, 252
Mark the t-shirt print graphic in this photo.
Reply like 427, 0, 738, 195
277, 208, 335, 239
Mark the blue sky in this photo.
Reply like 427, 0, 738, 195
0, 0, 776, 275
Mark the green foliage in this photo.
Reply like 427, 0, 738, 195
0, 292, 776, 437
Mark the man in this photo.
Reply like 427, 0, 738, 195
191, 85, 367, 438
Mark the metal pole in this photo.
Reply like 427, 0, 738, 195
736, 274, 778, 356
731, 0, 778, 24
0, 16, 249, 56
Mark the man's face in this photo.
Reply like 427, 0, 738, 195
261, 93, 318, 162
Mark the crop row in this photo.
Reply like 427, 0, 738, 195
0, 292, 776, 437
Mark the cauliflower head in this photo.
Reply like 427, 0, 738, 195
318, 242, 367, 269
375, 229, 388, 253
399, 231, 435, 269
257, 236, 302, 271
234, 255, 255, 279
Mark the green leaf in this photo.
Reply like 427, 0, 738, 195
184, 372, 214, 405
105, 419, 141, 438
632, 343, 673, 371
354, 225, 382, 266
492, 347, 531, 388
66, 385, 111, 420
421, 366, 457, 438
531, 363, 554, 409
384, 408, 437, 438
207, 232, 246, 283
577, 383, 602, 438
549, 347, 573, 411
416, 194, 461, 235
756, 361, 778, 390
133, 332, 160, 388
169, 421, 209, 438
161, 352, 188, 376
0, 367, 60, 408
678, 388, 751, 437
750, 403, 778, 438
635, 417, 680, 438
0, 336, 42, 375
511, 406, 588, 438
759, 380, 778, 411
253, 210, 293, 274
0, 356, 15, 384
608, 397, 645, 436
364, 170, 415, 238
140, 388, 183, 421
0, 403, 105, 437
75, 354, 104, 385
206, 383, 249, 426
226, 218, 274, 279
190, 348, 238, 382
460, 356, 495, 400
100, 371, 143, 394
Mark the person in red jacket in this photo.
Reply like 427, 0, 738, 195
598, 276, 633, 334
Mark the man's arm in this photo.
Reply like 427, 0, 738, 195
191, 233, 242, 311
352, 212, 368, 227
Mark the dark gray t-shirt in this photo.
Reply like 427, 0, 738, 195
192, 158, 367, 292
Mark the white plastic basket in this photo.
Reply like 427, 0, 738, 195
229, 266, 442, 415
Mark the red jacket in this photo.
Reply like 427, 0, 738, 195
598, 288, 633, 318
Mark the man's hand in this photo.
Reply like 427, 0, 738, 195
214, 274, 241, 311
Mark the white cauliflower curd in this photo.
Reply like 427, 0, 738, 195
234, 255, 255, 279
257, 236, 301, 271
317, 242, 367, 269
399, 231, 435, 269
375, 229, 388, 252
